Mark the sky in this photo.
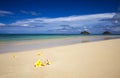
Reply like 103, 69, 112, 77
0, 0, 120, 34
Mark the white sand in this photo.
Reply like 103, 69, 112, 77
0, 39, 120, 78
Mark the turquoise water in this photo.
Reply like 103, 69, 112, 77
0, 34, 70, 42
0, 34, 120, 42
0, 34, 120, 53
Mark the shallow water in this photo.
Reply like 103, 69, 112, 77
0, 34, 120, 53
0, 34, 119, 42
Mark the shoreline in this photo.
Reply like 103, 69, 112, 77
0, 39, 120, 78
0, 36, 120, 53
0, 35, 120, 53
0, 35, 120, 43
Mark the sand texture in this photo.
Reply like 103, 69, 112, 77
0, 39, 120, 78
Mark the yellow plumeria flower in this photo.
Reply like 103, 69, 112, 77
34, 59, 43, 68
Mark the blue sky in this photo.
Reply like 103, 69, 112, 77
0, 0, 120, 34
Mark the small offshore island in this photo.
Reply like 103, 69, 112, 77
80, 31, 112, 35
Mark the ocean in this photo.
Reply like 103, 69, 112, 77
0, 34, 120, 53
0, 34, 120, 42
0, 34, 81, 42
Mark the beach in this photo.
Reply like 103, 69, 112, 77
0, 39, 120, 78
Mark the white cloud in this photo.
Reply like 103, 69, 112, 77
20, 10, 29, 14
20, 10, 40, 16
9, 13, 116, 34
0, 10, 13, 16
42, 13, 114, 22
0, 23, 6, 26
30, 11, 40, 16
11, 13, 115, 28
1, 13, 120, 34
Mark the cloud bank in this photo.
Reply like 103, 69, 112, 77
1, 13, 120, 34
11, 13, 114, 26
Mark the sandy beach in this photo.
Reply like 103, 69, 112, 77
0, 39, 120, 78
